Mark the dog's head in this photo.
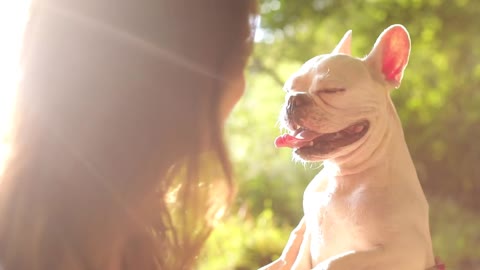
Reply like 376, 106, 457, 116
275, 25, 411, 162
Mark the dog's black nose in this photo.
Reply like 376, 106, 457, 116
287, 93, 314, 113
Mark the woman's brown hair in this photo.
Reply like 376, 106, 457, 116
0, 0, 257, 269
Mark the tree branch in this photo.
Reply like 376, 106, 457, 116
251, 57, 285, 87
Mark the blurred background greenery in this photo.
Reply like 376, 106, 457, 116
200, 0, 480, 269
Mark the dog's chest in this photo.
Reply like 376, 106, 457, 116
303, 176, 382, 263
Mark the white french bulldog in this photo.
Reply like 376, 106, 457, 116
273, 25, 442, 270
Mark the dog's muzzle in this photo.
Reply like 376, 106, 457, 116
285, 92, 314, 129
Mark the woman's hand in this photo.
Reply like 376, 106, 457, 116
258, 217, 307, 270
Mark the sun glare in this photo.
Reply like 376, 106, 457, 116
0, 0, 32, 175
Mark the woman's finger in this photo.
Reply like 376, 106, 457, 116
258, 217, 306, 270
280, 217, 306, 263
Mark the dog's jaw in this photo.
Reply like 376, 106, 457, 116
292, 120, 371, 161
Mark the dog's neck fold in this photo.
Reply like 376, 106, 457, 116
324, 98, 412, 180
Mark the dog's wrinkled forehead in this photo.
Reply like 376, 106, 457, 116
284, 54, 370, 93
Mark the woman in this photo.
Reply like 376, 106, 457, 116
0, 0, 308, 269
0, 0, 266, 269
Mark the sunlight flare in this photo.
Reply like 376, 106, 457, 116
0, 0, 32, 176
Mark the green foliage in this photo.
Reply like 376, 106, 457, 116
198, 209, 292, 270
430, 199, 480, 268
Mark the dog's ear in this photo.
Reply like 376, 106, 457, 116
332, 30, 352, 55
364, 25, 411, 88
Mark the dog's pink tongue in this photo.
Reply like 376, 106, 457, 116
274, 130, 319, 148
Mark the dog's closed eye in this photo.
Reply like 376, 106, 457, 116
317, 88, 346, 94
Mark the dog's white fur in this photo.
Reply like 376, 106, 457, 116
282, 25, 435, 270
